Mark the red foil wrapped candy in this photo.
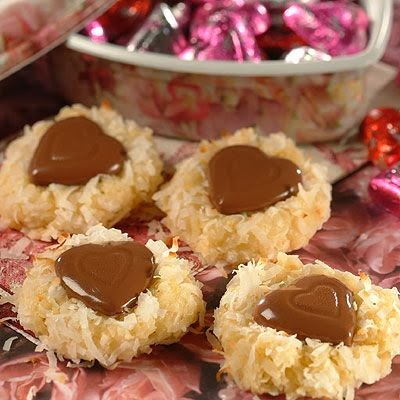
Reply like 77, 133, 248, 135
85, 0, 154, 43
257, 27, 306, 59
361, 108, 400, 168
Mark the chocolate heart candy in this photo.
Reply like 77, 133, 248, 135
29, 116, 126, 186
55, 241, 155, 316
254, 275, 356, 346
208, 145, 302, 214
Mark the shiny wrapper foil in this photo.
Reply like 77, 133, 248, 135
361, 108, 400, 168
257, 27, 306, 59
283, 1, 369, 56
178, 0, 271, 61
127, 2, 189, 54
84, 0, 370, 62
370, 165, 400, 218
85, 0, 153, 43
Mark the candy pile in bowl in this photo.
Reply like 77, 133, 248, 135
51, 0, 387, 143
83, 0, 369, 62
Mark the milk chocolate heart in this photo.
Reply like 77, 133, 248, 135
253, 275, 356, 346
55, 241, 155, 316
208, 145, 302, 214
29, 116, 126, 186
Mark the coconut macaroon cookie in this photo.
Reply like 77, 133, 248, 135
153, 129, 331, 266
0, 104, 163, 241
13, 225, 205, 367
214, 253, 400, 400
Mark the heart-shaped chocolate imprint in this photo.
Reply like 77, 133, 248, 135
207, 145, 302, 214
253, 275, 356, 346
29, 116, 126, 186
55, 241, 155, 316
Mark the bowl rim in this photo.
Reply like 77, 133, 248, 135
66, 0, 393, 77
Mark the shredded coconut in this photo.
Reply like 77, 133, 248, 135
213, 253, 400, 400
26, 386, 37, 400
0, 237, 31, 259
0, 104, 163, 241
2, 336, 18, 351
147, 220, 168, 241
45, 350, 68, 384
66, 360, 95, 368
14, 225, 205, 367
154, 130, 331, 265
0, 287, 14, 305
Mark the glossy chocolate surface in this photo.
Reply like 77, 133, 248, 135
208, 145, 302, 214
29, 116, 126, 186
254, 275, 356, 346
55, 241, 155, 316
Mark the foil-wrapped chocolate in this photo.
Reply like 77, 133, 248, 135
181, 0, 271, 61
83, 0, 370, 62
85, 0, 154, 43
361, 108, 400, 168
257, 27, 306, 59
283, 1, 369, 56
127, 2, 189, 54
370, 165, 400, 219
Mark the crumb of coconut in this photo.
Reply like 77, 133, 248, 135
0, 104, 163, 241
0, 287, 14, 305
0, 237, 31, 260
66, 360, 95, 369
147, 220, 168, 241
2, 336, 18, 351
213, 253, 400, 400
154, 129, 331, 265
26, 386, 37, 400
45, 350, 68, 384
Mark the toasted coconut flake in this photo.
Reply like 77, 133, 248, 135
0, 237, 31, 260
2, 336, 18, 351
45, 350, 68, 384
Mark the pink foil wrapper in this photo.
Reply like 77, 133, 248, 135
370, 165, 400, 218
127, 2, 189, 54
179, 0, 271, 61
283, 1, 369, 56
85, 20, 108, 43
